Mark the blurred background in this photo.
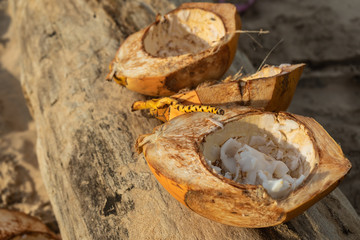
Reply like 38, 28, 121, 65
0, 0, 359, 235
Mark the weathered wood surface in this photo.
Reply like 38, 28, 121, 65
16, 0, 360, 239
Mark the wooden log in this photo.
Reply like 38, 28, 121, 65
15, 0, 360, 239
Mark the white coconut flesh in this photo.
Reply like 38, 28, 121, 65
143, 9, 226, 57
202, 114, 318, 199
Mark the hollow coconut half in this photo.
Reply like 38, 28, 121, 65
136, 107, 351, 228
132, 63, 305, 122
106, 2, 241, 96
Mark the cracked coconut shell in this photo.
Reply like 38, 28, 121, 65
0, 209, 59, 240
136, 107, 351, 228
106, 2, 241, 96
136, 63, 305, 122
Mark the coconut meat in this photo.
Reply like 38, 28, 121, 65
215, 137, 306, 199
143, 8, 226, 57
202, 114, 317, 199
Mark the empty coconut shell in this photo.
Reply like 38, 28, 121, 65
136, 107, 351, 227
106, 2, 241, 96
0, 209, 59, 240
132, 63, 305, 122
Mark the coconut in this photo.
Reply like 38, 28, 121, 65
132, 63, 305, 122
136, 107, 351, 227
106, 2, 241, 96
0, 209, 59, 239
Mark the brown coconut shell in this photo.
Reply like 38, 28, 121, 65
133, 63, 305, 122
0, 209, 59, 240
106, 2, 241, 96
135, 107, 351, 228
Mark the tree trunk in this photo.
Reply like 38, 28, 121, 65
15, 0, 360, 239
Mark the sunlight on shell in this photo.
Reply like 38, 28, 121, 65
143, 9, 226, 57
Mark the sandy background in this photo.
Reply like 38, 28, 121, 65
0, 0, 58, 233
0, 0, 359, 234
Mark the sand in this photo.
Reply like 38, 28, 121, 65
0, 0, 358, 235
0, 0, 58, 233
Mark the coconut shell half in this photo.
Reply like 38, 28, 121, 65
106, 2, 241, 96
136, 107, 351, 228
133, 63, 304, 122
0, 209, 59, 240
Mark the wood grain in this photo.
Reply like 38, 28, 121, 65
16, 0, 360, 239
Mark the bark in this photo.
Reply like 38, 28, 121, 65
15, 0, 360, 239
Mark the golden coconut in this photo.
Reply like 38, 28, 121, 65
106, 2, 241, 96
132, 63, 305, 122
136, 107, 351, 228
